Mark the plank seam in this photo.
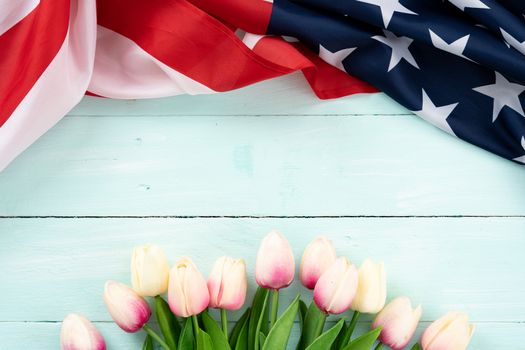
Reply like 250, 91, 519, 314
0, 215, 523, 219
65, 114, 415, 117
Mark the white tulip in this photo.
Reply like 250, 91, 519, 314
351, 259, 387, 313
131, 244, 170, 297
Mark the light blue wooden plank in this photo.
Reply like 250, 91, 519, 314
70, 74, 409, 116
1, 321, 521, 349
0, 218, 523, 322
0, 116, 523, 216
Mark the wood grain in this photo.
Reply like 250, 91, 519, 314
0, 115, 523, 216
1, 218, 523, 323
0, 75, 523, 349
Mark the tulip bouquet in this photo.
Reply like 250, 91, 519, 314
61, 231, 475, 350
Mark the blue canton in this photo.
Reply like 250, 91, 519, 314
268, 0, 525, 164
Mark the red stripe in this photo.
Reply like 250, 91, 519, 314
295, 44, 379, 99
97, 0, 295, 92
0, 0, 70, 128
187, 0, 272, 34
251, 37, 378, 99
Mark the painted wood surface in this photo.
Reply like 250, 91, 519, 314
0, 74, 523, 349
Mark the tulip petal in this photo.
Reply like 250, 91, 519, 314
314, 257, 358, 314
61, 314, 106, 350
103, 281, 151, 333
300, 236, 337, 290
421, 312, 474, 350
255, 230, 295, 290
351, 259, 387, 314
168, 258, 210, 317
372, 297, 422, 350
131, 245, 170, 297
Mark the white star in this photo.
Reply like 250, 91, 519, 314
429, 29, 472, 61
448, 0, 489, 11
413, 89, 458, 135
372, 31, 419, 71
500, 28, 525, 55
514, 137, 525, 164
356, 0, 417, 28
318, 45, 356, 72
473, 72, 525, 122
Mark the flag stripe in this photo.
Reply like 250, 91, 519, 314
88, 25, 215, 99
0, 0, 39, 36
0, 0, 69, 128
0, 0, 96, 171
96, 0, 295, 92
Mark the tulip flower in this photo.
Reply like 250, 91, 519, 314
61, 314, 106, 350
421, 312, 475, 350
313, 257, 359, 314
300, 236, 337, 289
131, 244, 170, 297
255, 230, 295, 328
103, 281, 151, 333
208, 256, 247, 310
372, 297, 422, 350
208, 256, 247, 336
351, 259, 387, 314
168, 257, 210, 317
255, 230, 295, 290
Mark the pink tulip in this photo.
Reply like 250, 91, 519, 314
60, 314, 106, 350
372, 297, 422, 350
103, 281, 151, 333
208, 256, 247, 310
421, 312, 475, 350
168, 257, 210, 317
255, 230, 295, 290
300, 236, 337, 289
313, 257, 358, 314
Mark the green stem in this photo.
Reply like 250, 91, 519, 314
220, 308, 228, 338
374, 342, 383, 350
341, 311, 361, 346
269, 289, 279, 329
143, 324, 172, 350
192, 315, 200, 341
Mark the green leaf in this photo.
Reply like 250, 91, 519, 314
142, 335, 154, 350
260, 295, 270, 336
296, 300, 309, 350
306, 319, 345, 350
297, 301, 327, 350
155, 296, 180, 350
298, 300, 308, 331
410, 343, 422, 350
262, 295, 300, 350
178, 318, 195, 350
341, 327, 382, 350
196, 329, 214, 350
201, 310, 231, 350
230, 308, 251, 348
248, 287, 270, 350
259, 331, 267, 349
235, 315, 250, 350
331, 320, 348, 350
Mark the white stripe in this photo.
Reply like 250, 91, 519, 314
0, 0, 40, 36
242, 33, 265, 50
0, 0, 97, 171
88, 26, 215, 99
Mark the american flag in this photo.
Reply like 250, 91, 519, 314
1, 0, 524, 171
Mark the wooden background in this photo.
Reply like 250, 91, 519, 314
0, 73, 524, 349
